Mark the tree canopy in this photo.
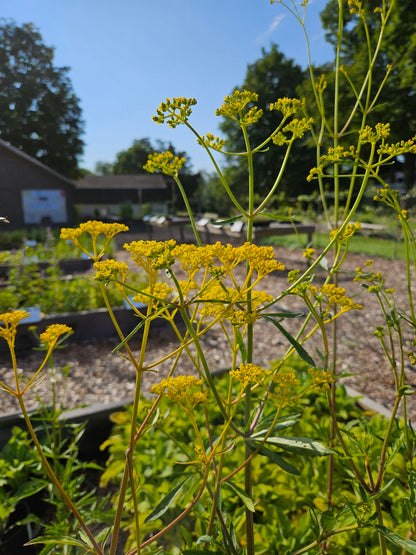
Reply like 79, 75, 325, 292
95, 138, 194, 176
319, 0, 416, 191
0, 20, 84, 178
219, 44, 317, 203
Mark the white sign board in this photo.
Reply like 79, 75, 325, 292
22, 189, 67, 224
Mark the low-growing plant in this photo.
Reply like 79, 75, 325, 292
2, 1, 416, 554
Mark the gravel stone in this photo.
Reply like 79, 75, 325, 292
1, 236, 415, 420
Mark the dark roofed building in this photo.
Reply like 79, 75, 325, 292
0, 138, 75, 228
74, 174, 171, 219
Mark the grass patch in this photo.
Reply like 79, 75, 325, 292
261, 232, 405, 259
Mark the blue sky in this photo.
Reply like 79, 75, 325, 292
1, 0, 332, 174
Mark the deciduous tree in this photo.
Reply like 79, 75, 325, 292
0, 20, 84, 178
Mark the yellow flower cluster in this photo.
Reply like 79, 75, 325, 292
144, 151, 186, 177
173, 243, 215, 275
320, 284, 362, 313
308, 367, 334, 391
215, 90, 259, 121
303, 248, 315, 259
40, 324, 72, 346
60, 221, 129, 243
270, 370, 300, 406
150, 375, 208, 409
197, 133, 226, 151
124, 240, 177, 273
230, 363, 268, 389
272, 117, 313, 145
269, 97, 304, 118
377, 137, 416, 158
152, 97, 197, 128
133, 282, 174, 307
94, 259, 129, 282
348, 0, 365, 17
330, 221, 361, 242
0, 310, 30, 346
359, 123, 391, 144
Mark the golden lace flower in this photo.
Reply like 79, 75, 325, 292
270, 371, 300, 406
241, 243, 285, 278
133, 282, 174, 307
197, 284, 241, 321
150, 375, 208, 409
377, 138, 416, 158
173, 244, 214, 274
194, 444, 207, 463
40, 324, 72, 346
308, 367, 334, 392
144, 151, 186, 177
272, 117, 313, 144
215, 90, 259, 120
152, 97, 197, 128
0, 310, 30, 346
232, 290, 274, 326
303, 248, 315, 259
197, 133, 225, 151
318, 284, 362, 321
94, 259, 129, 282
60, 221, 128, 243
230, 363, 268, 389
359, 123, 390, 144
269, 97, 304, 118
330, 222, 361, 242
124, 240, 177, 272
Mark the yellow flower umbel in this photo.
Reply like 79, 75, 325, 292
150, 375, 208, 411
40, 324, 73, 349
60, 220, 129, 261
0, 310, 30, 350
94, 259, 129, 283
230, 363, 269, 390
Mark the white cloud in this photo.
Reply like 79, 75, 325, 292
256, 14, 285, 43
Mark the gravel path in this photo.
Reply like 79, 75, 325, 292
1, 234, 415, 420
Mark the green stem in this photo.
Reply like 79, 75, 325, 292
18, 396, 103, 554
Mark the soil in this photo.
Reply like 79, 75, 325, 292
1, 232, 415, 420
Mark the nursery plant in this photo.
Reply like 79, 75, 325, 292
1, 1, 416, 553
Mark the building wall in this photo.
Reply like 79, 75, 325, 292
0, 144, 74, 228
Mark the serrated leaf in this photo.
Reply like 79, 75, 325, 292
224, 481, 255, 512
254, 435, 332, 456
262, 315, 316, 367
374, 525, 416, 553
145, 475, 192, 522
247, 440, 300, 475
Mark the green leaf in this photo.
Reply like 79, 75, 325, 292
262, 315, 316, 367
258, 212, 296, 222
374, 525, 416, 553
252, 416, 300, 437
262, 310, 306, 319
112, 305, 168, 353
211, 215, 243, 226
254, 435, 333, 456
224, 481, 255, 512
145, 475, 192, 523
183, 550, 219, 554
247, 440, 300, 475
235, 327, 247, 363
27, 536, 89, 549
